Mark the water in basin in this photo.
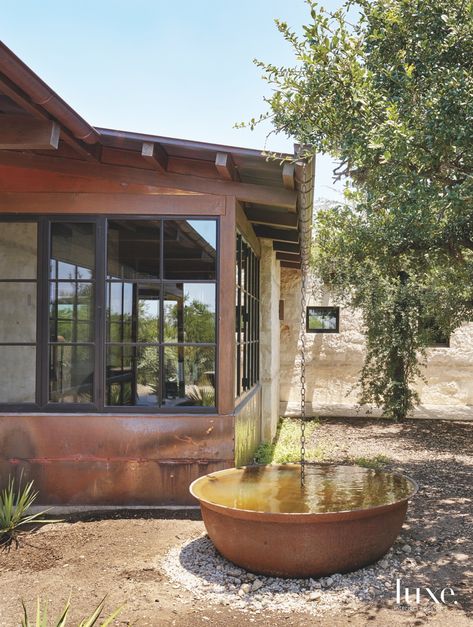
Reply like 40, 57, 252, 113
192, 464, 416, 514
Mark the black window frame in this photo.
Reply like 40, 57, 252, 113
0, 214, 219, 414
235, 233, 260, 399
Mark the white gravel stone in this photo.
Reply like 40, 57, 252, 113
161, 534, 424, 616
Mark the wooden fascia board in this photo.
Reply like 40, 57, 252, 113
0, 192, 225, 215
0, 150, 297, 210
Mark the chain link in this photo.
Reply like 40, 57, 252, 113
299, 220, 310, 488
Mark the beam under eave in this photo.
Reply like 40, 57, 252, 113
0, 78, 98, 160
280, 260, 301, 269
254, 225, 299, 243
245, 206, 298, 230
273, 241, 300, 254
282, 162, 295, 190
0, 150, 298, 210
276, 252, 301, 263
0, 114, 60, 149
141, 141, 168, 172
215, 152, 239, 181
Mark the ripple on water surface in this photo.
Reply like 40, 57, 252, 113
191, 464, 417, 514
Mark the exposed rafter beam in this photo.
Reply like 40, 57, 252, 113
0, 77, 98, 161
245, 206, 298, 230
254, 226, 299, 243
282, 162, 295, 190
276, 252, 301, 263
215, 152, 239, 181
0, 150, 298, 210
141, 141, 168, 172
281, 260, 301, 269
0, 114, 60, 150
273, 241, 300, 254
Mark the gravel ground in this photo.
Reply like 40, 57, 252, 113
0, 417, 471, 626
163, 534, 420, 616
163, 418, 473, 625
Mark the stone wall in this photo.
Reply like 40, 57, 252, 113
279, 267, 473, 420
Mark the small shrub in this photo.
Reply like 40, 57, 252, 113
253, 418, 324, 464
253, 441, 274, 464
353, 454, 391, 470
0, 473, 60, 548
21, 597, 123, 627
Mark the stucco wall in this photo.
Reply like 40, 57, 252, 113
279, 268, 473, 420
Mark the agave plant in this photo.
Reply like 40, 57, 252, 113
21, 597, 123, 627
0, 472, 61, 548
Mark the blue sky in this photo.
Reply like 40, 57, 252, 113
2, 0, 345, 199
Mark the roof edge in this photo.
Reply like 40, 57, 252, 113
0, 41, 99, 144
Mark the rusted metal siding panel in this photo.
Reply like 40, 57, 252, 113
234, 385, 262, 466
0, 414, 234, 505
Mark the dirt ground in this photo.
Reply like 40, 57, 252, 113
0, 418, 472, 627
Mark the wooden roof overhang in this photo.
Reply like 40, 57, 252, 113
0, 41, 313, 267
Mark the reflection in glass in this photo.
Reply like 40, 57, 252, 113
106, 345, 159, 406
163, 346, 215, 407
49, 282, 94, 342
107, 283, 160, 343
0, 222, 37, 279
164, 283, 215, 343
107, 282, 133, 342
50, 223, 95, 280
137, 285, 160, 343
0, 283, 37, 343
0, 346, 36, 403
49, 345, 93, 403
163, 220, 216, 280
107, 220, 160, 280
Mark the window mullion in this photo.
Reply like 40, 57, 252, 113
95, 217, 106, 410
38, 218, 50, 408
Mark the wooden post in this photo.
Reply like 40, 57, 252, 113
217, 196, 237, 415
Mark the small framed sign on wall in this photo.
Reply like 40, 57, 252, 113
306, 306, 340, 333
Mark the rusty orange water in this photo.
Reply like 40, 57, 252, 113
192, 464, 417, 514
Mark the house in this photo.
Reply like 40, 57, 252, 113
0, 42, 313, 506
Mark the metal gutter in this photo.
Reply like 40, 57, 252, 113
0, 41, 99, 144
96, 126, 294, 161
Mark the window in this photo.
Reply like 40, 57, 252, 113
0, 217, 217, 412
306, 306, 340, 333
235, 234, 260, 398
0, 223, 37, 404
421, 317, 450, 348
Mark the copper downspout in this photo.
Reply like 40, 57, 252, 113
0, 41, 99, 144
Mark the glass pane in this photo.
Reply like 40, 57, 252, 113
49, 282, 94, 342
49, 345, 93, 403
50, 223, 95, 280
0, 223, 37, 279
164, 283, 216, 343
163, 220, 216, 280
0, 283, 36, 343
163, 346, 215, 407
0, 346, 36, 403
107, 220, 160, 280
106, 345, 159, 407
107, 282, 133, 342
137, 284, 160, 343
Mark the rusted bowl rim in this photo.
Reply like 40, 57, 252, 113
189, 463, 418, 520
